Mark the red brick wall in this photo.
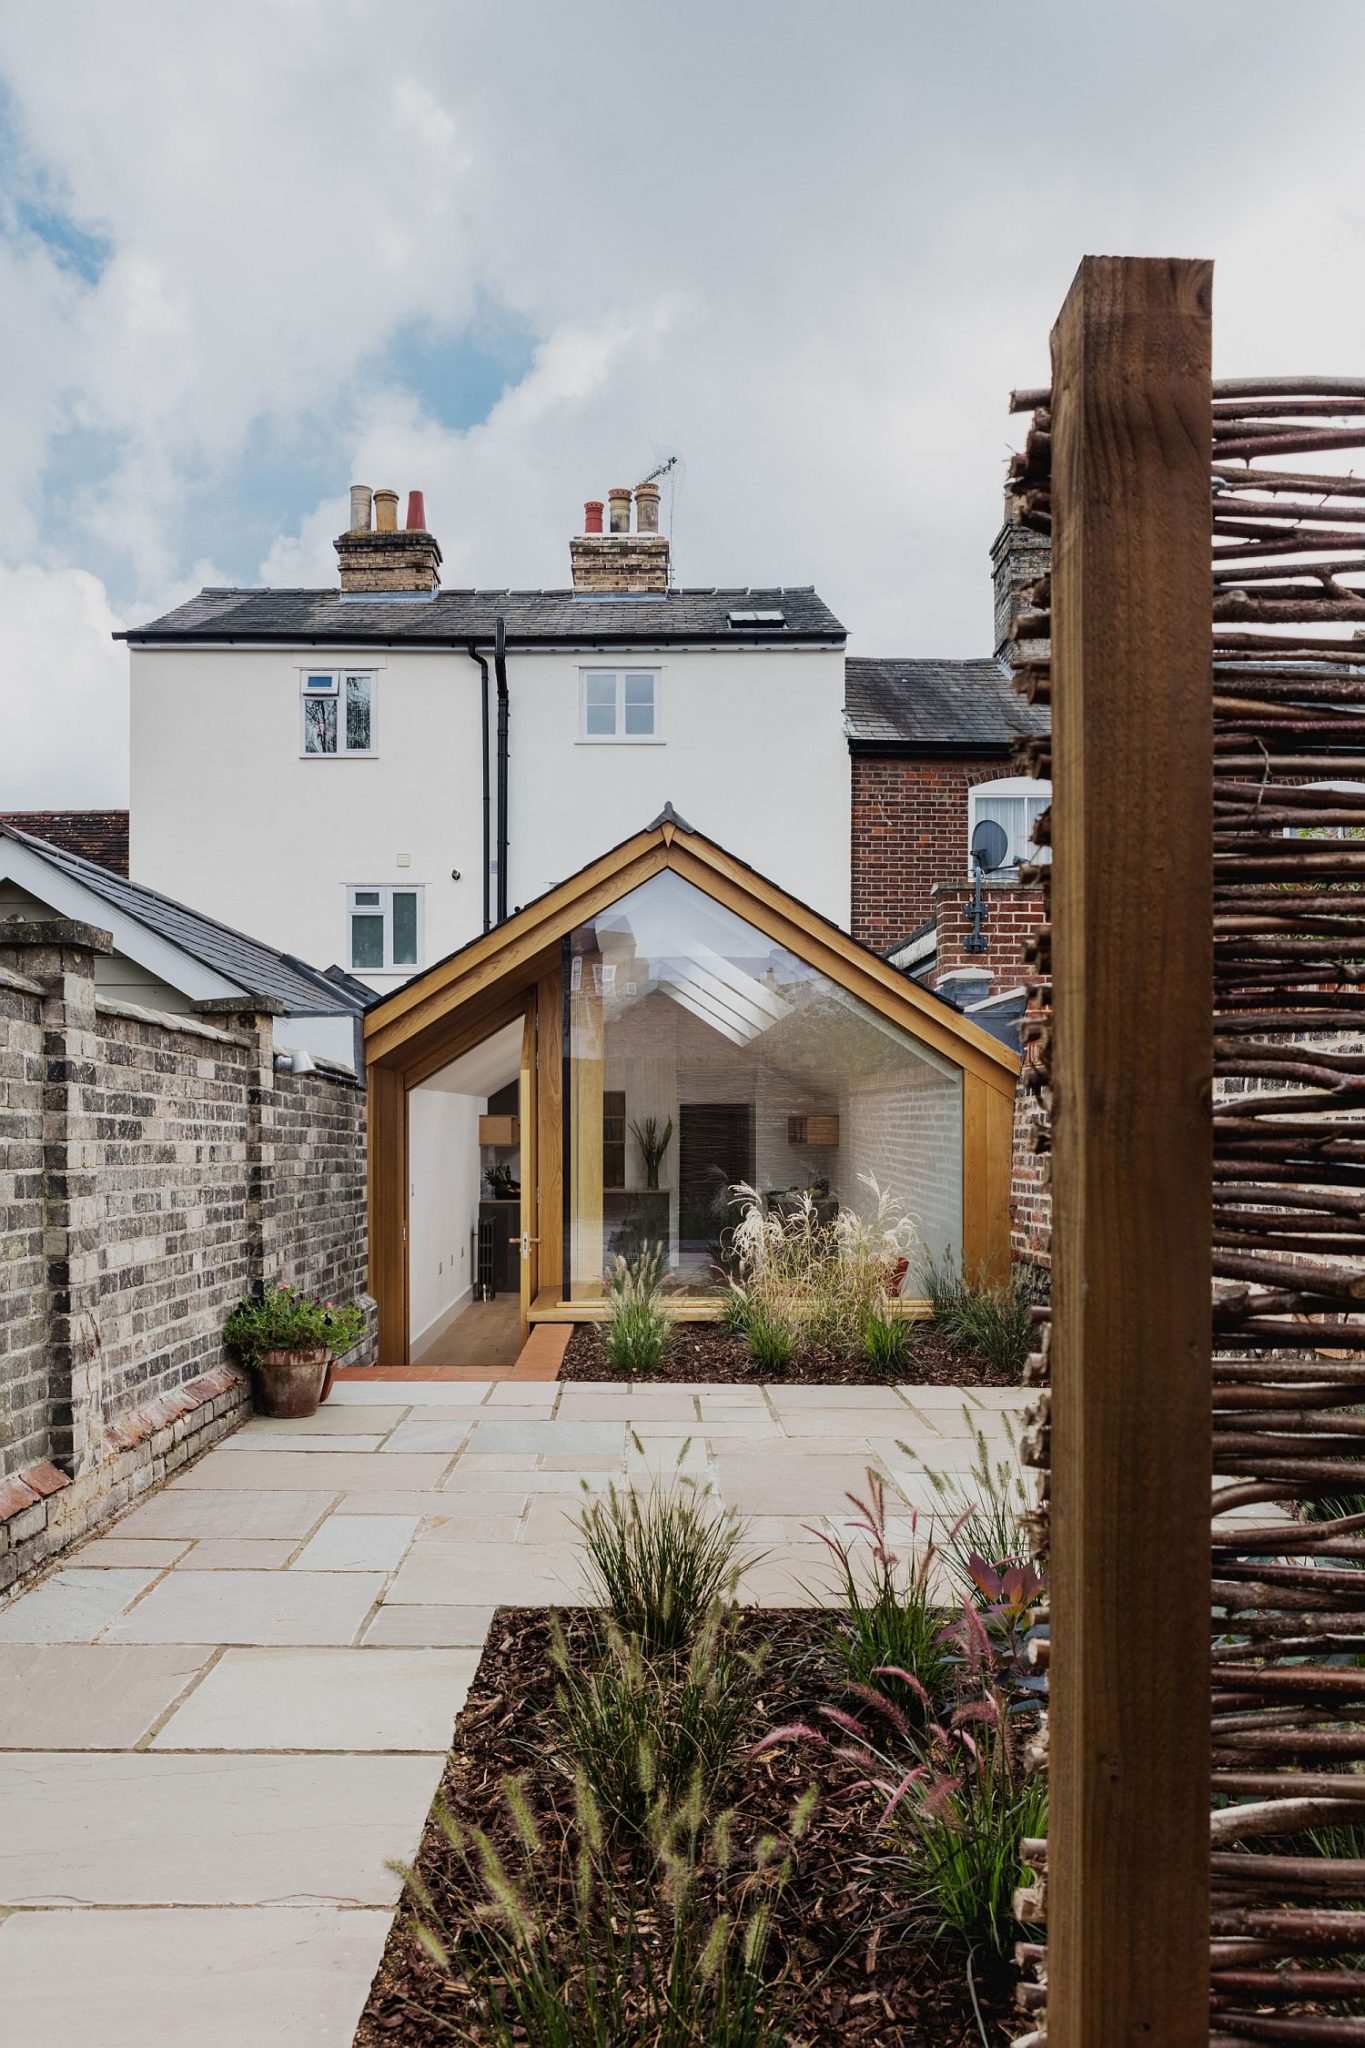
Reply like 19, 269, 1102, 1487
933, 881, 1046, 997
850, 755, 1015, 952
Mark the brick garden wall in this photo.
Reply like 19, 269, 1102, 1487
0, 920, 372, 1597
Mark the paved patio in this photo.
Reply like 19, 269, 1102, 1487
0, 1375, 1027, 2046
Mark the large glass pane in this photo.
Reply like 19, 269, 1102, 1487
303, 696, 337, 753
392, 890, 418, 966
565, 870, 963, 1300
623, 672, 655, 735
975, 794, 1027, 866
345, 674, 372, 751
351, 914, 384, 969
583, 672, 617, 736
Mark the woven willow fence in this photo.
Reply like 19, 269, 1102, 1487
1010, 324, 1365, 2042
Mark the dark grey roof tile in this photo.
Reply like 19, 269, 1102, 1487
844, 657, 1048, 750
120, 586, 845, 646
0, 824, 363, 1017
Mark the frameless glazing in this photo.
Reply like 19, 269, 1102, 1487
565, 871, 963, 1298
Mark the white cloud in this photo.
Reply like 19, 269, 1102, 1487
3, 2, 1365, 800
1, 565, 128, 806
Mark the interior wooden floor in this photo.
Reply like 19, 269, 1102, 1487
410, 1294, 523, 1369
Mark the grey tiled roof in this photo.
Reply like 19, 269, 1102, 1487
844, 656, 1048, 751
0, 823, 364, 1016
119, 586, 846, 646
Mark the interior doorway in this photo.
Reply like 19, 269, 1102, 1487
677, 1101, 755, 1267
407, 1013, 528, 1368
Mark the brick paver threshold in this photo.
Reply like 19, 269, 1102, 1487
0, 1370, 1026, 2045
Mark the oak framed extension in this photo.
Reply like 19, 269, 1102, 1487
363, 810, 1021, 1364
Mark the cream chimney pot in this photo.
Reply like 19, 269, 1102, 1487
349, 484, 373, 533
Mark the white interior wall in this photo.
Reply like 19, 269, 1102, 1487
408, 1088, 485, 1342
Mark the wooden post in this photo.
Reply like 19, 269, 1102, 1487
1048, 257, 1213, 2044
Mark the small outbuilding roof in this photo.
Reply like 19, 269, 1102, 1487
119, 586, 846, 648
0, 822, 364, 1019
844, 656, 1048, 752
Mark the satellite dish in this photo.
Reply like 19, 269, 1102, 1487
971, 818, 1010, 874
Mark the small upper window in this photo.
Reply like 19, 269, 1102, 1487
969, 776, 1052, 875
302, 671, 376, 755
348, 884, 422, 972
579, 668, 661, 743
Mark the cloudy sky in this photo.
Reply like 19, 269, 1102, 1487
3, 1, 1365, 806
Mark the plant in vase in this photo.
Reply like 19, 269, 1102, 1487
223, 1283, 367, 1419
628, 1113, 673, 1191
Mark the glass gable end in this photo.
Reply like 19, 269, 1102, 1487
564, 871, 963, 1298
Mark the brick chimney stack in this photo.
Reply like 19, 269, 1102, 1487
989, 490, 1050, 664
569, 480, 670, 595
336, 483, 442, 594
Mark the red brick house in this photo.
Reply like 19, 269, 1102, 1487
846, 505, 1050, 1021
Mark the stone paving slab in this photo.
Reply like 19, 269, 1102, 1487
291, 1515, 420, 1574
0, 1569, 162, 1644
0, 1645, 208, 1748
0, 1373, 1029, 2044
103, 1570, 386, 1647
152, 1647, 480, 1752
0, 1750, 442, 1904
114, 1489, 338, 1542
172, 1450, 452, 1492
0, 1907, 395, 2048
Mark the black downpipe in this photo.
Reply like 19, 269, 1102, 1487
465, 643, 491, 934
494, 615, 510, 925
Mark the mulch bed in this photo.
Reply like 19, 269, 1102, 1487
560, 1319, 1017, 1387
354, 1607, 1016, 2047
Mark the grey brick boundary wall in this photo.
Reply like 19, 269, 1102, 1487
0, 920, 374, 1598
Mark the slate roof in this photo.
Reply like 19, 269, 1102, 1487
0, 823, 364, 1017
844, 656, 1048, 752
0, 810, 129, 874
119, 586, 846, 647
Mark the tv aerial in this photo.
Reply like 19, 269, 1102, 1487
964, 818, 1009, 955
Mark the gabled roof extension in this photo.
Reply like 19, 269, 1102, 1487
119, 586, 846, 648
364, 807, 1019, 1087
845, 655, 1048, 752
0, 822, 364, 1018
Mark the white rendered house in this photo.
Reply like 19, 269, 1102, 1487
122, 483, 849, 998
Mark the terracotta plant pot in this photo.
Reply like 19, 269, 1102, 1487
319, 1357, 336, 1404
253, 1348, 330, 1419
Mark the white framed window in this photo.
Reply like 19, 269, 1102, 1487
301, 670, 377, 756
969, 776, 1052, 874
578, 667, 661, 743
347, 885, 423, 972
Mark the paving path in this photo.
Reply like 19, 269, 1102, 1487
0, 1376, 1028, 2048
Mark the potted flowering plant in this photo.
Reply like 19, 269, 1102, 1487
223, 1284, 366, 1419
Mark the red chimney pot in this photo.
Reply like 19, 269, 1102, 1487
405, 490, 426, 532
584, 500, 604, 534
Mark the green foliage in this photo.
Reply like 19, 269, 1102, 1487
549, 1611, 761, 1843
818, 1470, 954, 1725
222, 1282, 365, 1362
629, 1114, 674, 1188
861, 1303, 910, 1376
602, 1243, 672, 1376
905, 1412, 1033, 1602
719, 1283, 752, 1338
887, 1705, 1048, 1958
728, 1175, 919, 1357
746, 1306, 796, 1375
919, 1251, 1048, 1382
1298, 1490, 1365, 1525
576, 1473, 749, 1657
396, 1771, 800, 2048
